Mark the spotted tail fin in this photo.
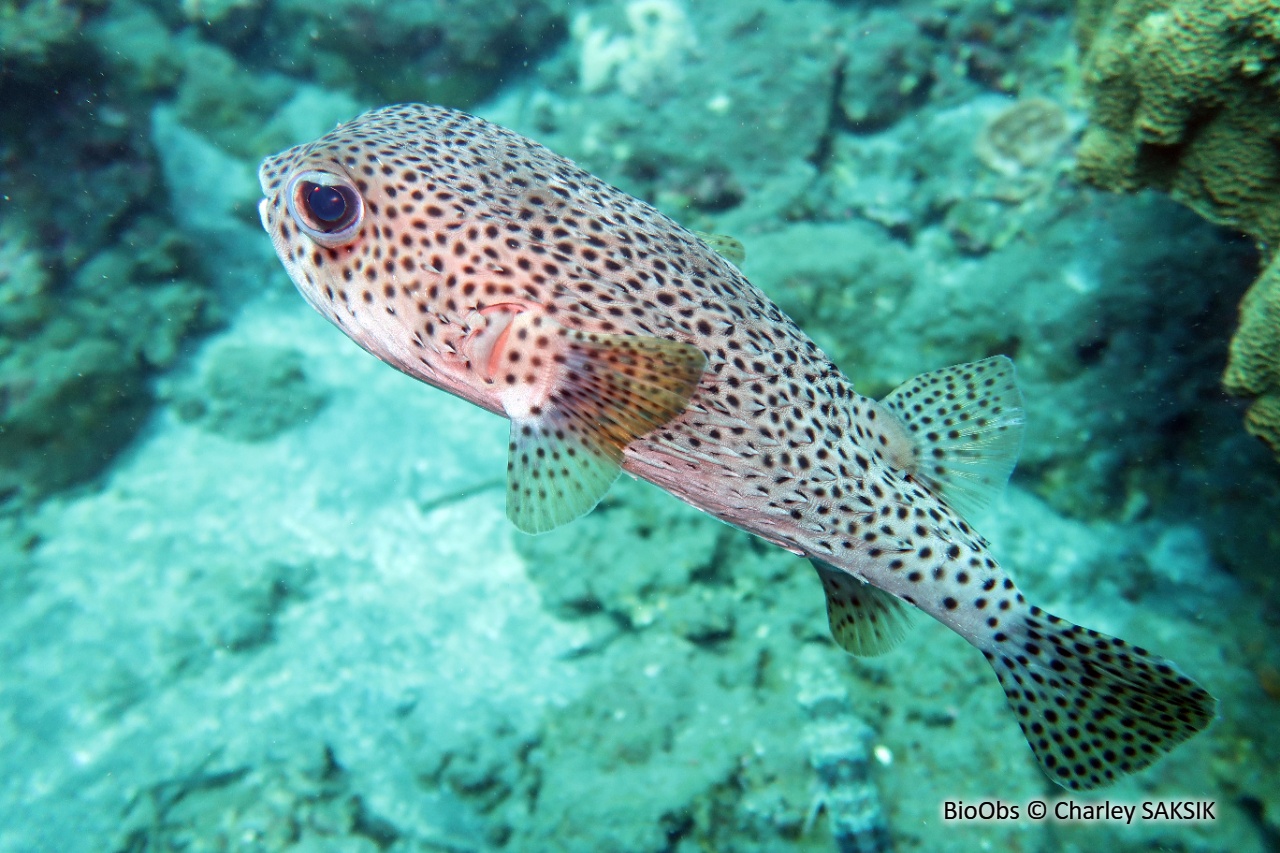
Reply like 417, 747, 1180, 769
985, 607, 1216, 790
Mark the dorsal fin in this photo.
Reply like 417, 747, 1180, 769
506, 330, 706, 534
692, 230, 746, 266
811, 559, 914, 656
880, 355, 1024, 519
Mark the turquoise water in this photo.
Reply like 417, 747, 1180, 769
2, 1, 1278, 850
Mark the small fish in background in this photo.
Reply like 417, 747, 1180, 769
258, 104, 1215, 790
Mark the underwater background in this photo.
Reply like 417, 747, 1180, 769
2, 0, 1279, 850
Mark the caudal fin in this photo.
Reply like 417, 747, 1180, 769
985, 606, 1216, 790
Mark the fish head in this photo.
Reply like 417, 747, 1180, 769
256, 105, 534, 414
259, 104, 711, 430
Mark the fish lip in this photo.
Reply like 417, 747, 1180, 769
256, 156, 281, 235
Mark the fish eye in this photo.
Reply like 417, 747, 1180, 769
286, 170, 364, 247
305, 184, 350, 222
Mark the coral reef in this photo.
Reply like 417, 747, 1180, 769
2, 298, 1271, 853
745, 118, 1254, 523
0, 0, 584, 502
499, 0, 1075, 219
1074, 0, 1280, 460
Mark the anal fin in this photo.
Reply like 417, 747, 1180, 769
506, 329, 706, 534
811, 559, 914, 656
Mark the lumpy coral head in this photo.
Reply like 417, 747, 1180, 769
1074, 0, 1280, 461
1224, 258, 1280, 455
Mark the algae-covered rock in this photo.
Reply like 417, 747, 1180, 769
114, 744, 384, 853
0, 17, 230, 503
511, 476, 865, 851
0, 336, 149, 503
514, 475, 755, 647
88, 1, 184, 93
836, 8, 935, 131
0, 0, 82, 66
499, 0, 844, 214
974, 96, 1073, 176
169, 40, 294, 158
168, 343, 329, 443
741, 192, 1253, 520
0, 217, 209, 502
1074, 0, 1280, 462
263, 0, 569, 105
0, 221, 52, 335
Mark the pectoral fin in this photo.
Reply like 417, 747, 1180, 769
506, 330, 706, 534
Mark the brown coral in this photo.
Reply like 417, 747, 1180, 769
1074, 0, 1280, 460
1225, 257, 1280, 455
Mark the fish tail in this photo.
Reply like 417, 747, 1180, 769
983, 605, 1216, 790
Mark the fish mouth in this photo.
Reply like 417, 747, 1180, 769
257, 197, 271, 234
256, 156, 281, 235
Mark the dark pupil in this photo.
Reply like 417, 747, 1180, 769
305, 184, 347, 223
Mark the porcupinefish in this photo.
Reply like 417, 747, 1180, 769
258, 103, 1215, 790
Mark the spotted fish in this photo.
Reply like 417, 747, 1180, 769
258, 104, 1215, 790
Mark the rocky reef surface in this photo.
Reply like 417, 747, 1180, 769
2, 0, 1279, 851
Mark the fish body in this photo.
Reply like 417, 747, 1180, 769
258, 104, 1215, 790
